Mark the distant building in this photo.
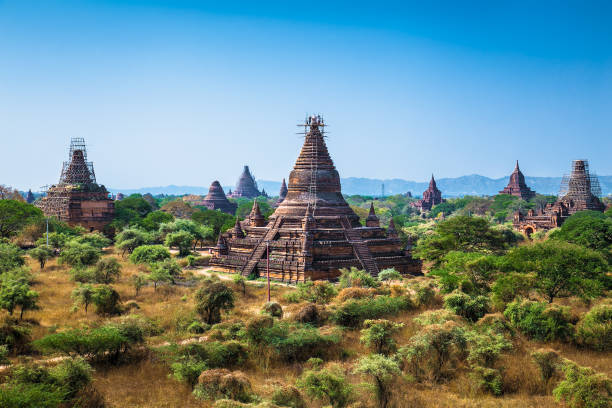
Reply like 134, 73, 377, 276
411, 175, 444, 211
37, 138, 114, 232
514, 159, 605, 236
200, 181, 237, 215
499, 161, 536, 200
275, 178, 288, 207
26, 189, 35, 204
229, 165, 261, 198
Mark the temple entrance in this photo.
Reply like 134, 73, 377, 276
524, 226, 534, 238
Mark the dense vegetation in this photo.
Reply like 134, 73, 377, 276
0, 191, 610, 407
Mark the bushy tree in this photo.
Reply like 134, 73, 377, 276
112, 195, 153, 228
71, 283, 94, 314
90, 285, 121, 316
28, 245, 54, 270
115, 227, 152, 255
191, 209, 235, 238
129, 244, 170, 264
195, 283, 235, 324
443, 292, 490, 322
296, 280, 337, 304
131, 273, 148, 296
72, 232, 111, 249
491, 272, 535, 309
415, 216, 509, 265
360, 319, 404, 355
165, 230, 195, 256
149, 265, 172, 291
353, 354, 401, 408
89, 257, 121, 284
338, 267, 379, 288
504, 241, 608, 303
431, 251, 499, 295
575, 303, 612, 351
297, 365, 353, 408
0, 242, 25, 271
0, 269, 39, 320
504, 299, 573, 341
0, 200, 43, 238
58, 242, 101, 268
139, 210, 174, 231
549, 211, 612, 259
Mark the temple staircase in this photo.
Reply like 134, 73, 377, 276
340, 217, 380, 277
240, 217, 283, 277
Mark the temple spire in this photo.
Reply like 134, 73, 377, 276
233, 219, 245, 238
249, 200, 265, 227
366, 202, 380, 227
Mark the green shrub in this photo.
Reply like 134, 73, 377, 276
195, 282, 235, 325
491, 272, 536, 309
58, 242, 101, 268
378, 268, 402, 282
129, 244, 171, 264
297, 365, 353, 408
553, 362, 611, 408
443, 292, 489, 322
331, 295, 413, 327
338, 267, 379, 288
504, 299, 573, 341
471, 365, 503, 396
271, 385, 305, 408
359, 319, 404, 355
296, 281, 337, 304
531, 349, 561, 385
91, 285, 121, 316
575, 303, 612, 351
49, 357, 93, 398
0, 318, 32, 355
414, 281, 437, 307
0, 243, 25, 271
352, 353, 401, 408
282, 292, 301, 303
171, 359, 207, 387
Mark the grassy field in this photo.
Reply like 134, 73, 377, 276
8, 249, 610, 408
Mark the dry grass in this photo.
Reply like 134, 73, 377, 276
6, 251, 611, 407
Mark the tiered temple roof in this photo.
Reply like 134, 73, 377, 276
211, 115, 421, 282
514, 159, 605, 236
499, 161, 536, 200
37, 138, 114, 232
200, 181, 237, 215
411, 174, 444, 211
229, 166, 261, 198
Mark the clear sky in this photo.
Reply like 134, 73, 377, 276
1, 0, 611, 191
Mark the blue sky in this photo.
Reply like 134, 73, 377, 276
1, 0, 611, 191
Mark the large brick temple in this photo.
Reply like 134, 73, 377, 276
514, 159, 605, 236
200, 181, 237, 215
499, 161, 536, 200
210, 115, 421, 282
37, 138, 115, 232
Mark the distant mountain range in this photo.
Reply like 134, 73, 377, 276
110, 174, 612, 198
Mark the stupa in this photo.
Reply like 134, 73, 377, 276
201, 181, 237, 215
499, 161, 536, 200
514, 159, 605, 236
275, 178, 288, 206
37, 138, 114, 232
411, 174, 444, 211
229, 166, 261, 198
211, 115, 421, 282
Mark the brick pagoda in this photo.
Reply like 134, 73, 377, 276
200, 181, 237, 215
37, 138, 114, 232
499, 161, 536, 200
211, 115, 421, 282
411, 174, 444, 211
229, 166, 261, 198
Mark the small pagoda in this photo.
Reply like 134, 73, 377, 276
411, 174, 444, 211
499, 161, 536, 200
200, 181, 237, 215
514, 159, 605, 236
37, 138, 114, 232
275, 178, 288, 207
229, 166, 261, 198
211, 115, 421, 282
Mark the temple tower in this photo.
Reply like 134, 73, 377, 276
201, 181, 237, 215
411, 174, 444, 211
230, 165, 261, 198
211, 115, 421, 282
37, 138, 114, 232
499, 161, 536, 200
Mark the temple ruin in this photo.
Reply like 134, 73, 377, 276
37, 138, 115, 231
514, 159, 605, 236
229, 166, 261, 198
200, 181, 237, 215
211, 115, 421, 282
411, 174, 444, 211
499, 161, 536, 200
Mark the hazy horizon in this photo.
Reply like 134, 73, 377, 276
2, 1, 611, 191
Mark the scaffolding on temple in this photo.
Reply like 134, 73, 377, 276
59, 138, 97, 185
559, 159, 602, 198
